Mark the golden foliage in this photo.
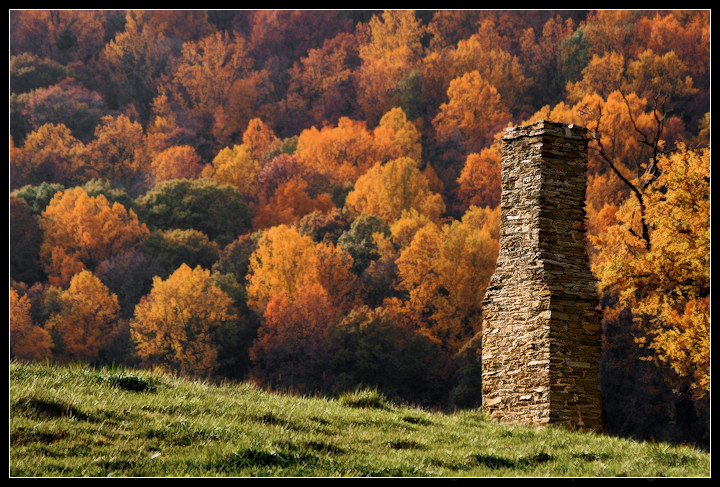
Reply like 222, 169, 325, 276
344, 157, 445, 224
373, 107, 423, 163
40, 187, 149, 286
592, 145, 710, 399
246, 225, 356, 313
83, 114, 149, 188
295, 117, 387, 185
46, 270, 121, 363
456, 147, 501, 209
10, 288, 53, 361
12, 123, 85, 187
432, 70, 512, 153
203, 144, 263, 199
355, 11, 425, 122
131, 264, 239, 377
395, 206, 499, 354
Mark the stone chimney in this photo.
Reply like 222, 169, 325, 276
481, 120, 604, 432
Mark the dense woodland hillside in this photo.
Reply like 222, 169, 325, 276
10, 10, 710, 448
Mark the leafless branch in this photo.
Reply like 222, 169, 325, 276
579, 100, 652, 251
620, 91, 673, 190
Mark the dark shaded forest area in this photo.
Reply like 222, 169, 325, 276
10, 10, 710, 448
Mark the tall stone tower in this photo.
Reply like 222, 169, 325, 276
481, 120, 604, 432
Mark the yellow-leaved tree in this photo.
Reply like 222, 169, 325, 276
395, 206, 500, 355
82, 114, 150, 190
131, 264, 239, 377
372, 107, 423, 163
592, 144, 710, 402
202, 144, 263, 200
432, 70, 512, 153
246, 225, 356, 313
355, 10, 426, 124
344, 157, 445, 224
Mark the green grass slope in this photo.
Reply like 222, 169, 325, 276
9, 361, 711, 477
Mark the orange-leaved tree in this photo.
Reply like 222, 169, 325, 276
241, 118, 279, 163
149, 145, 203, 184
11, 123, 85, 189
39, 187, 149, 286
131, 264, 239, 377
162, 31, 254, 153
46, 270, 122, 363
10, 287, 53, 362
456, 145, 502, 210
252, 179, 334, 230
295, 117, 388, 185
249, 282, 342, 392
432, 70, 512, 154
281, 31, 361, 130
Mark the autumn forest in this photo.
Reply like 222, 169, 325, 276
9, 10, 710, 448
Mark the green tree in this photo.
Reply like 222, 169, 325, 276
10, 181, 65, 215
337, 215, 390, 274
10, 195, 45, 284
141, 228, 220, 279
328, 305, 449, 407
10, 53, 74, 95
136, 178, 251, 244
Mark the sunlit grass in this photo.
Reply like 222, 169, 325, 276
10, 360, 710, 477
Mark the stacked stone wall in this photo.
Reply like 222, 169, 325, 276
481, 120, 604, 432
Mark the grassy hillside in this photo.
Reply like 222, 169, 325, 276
9, 361, 710, 477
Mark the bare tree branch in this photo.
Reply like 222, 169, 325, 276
579, 94, 665, 251
620, 91, 673, 190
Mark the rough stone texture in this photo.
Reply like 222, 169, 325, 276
481, 120, 604, 433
